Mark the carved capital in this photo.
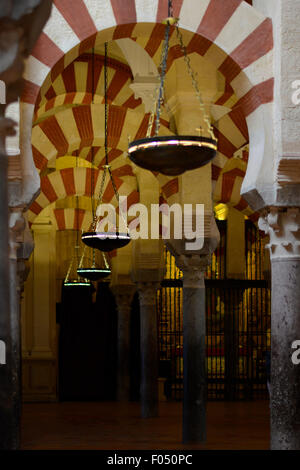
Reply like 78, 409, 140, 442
129, 75, 159, 114
115, 294, 132, 314
17, 259, 30, 295
176, 254, 209, 288
258, 207, 300, 260
112, 284, 135, 316
137, 282, 159, 307
9, 209, 25, 260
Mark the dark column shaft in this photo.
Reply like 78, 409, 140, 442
0, 149, 17, 449
182, 284, 206, 443
271, 259, 300, 450
139, 286, 158, 418
117, 302, 131, 401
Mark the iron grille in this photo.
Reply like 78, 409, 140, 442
158, 220, 271, 401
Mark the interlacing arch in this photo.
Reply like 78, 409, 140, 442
28, 167, 139, 225
22, 0, 273, 219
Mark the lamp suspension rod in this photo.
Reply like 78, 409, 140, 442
154, 13, 170, 136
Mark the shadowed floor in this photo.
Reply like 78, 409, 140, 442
21, 401, 270, 450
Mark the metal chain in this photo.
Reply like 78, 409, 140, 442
108, 165, 128, 231
90, 43, 128, 235
91, 47, 96, 221
104, 42, 108, 165
154, 20, 170, 136
91, 48, 95, 231
102, 252, 110, 269
64, 257, 73, 283
146, 110, 155, 138
175, 25, 216, 140
146, 28, 168, 137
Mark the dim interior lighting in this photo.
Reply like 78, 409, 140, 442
127, 0, 217, 176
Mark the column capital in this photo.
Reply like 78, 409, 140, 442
111, 284, 135, 311
165, 212, 220, 257
177, 254, 209, 288
129, 75, 159, 114
258, 207, 300, 260
9, 210, 25, 261
137, 281, 159, 306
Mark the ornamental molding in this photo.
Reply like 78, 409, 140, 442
258, 207, 300, 260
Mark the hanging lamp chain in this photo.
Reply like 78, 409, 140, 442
91, 42, 128, 234
147, 0, 216, 141
78, 47, 112, 275
104, 42, 109, 166
64, 257, 74, 283
91, 47, 95, 222
102, 252, 110, 270
154, 19, 170, 136
65, 160, 86, 283
146, 1, 173, 138
175, 25, 216, 140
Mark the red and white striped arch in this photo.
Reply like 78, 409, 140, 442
34, 53, 144, 120
32, 104, 171, 172
53, 207, 93, 231
22, 0, 274, 217
28, 166, 139, 225
214, 150, 253, 216
22, 0, 273, 111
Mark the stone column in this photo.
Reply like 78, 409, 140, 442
0, 144, 15, 449
137, 281, 160, 418
6, 211, 25, 450
259, 208, 300, 450
224, 208, 245, 399
113, 288, 135, 402
166, 213, 220, 443
177, 254, 209, 443
0, 0, 53, 449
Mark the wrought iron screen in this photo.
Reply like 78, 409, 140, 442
157, 220, 271, 401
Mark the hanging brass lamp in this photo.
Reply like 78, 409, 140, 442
64, 198, 91, 289
77, 245, 111, 281
128, 0, 217, 176
81, 42, 131, 252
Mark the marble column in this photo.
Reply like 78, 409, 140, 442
114, 289, 134, 402
177, 254, 209, 443
0, 138, 13, 449
259, 208, 300, 450
166, 209, 219, 443
137, 282, 160, 418
7, 211, 25, 450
